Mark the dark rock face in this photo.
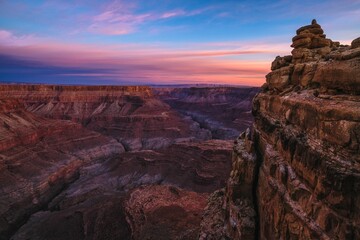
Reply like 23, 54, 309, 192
201, 20, 360, 240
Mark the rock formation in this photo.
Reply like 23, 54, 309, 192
0, 85, 211, 151
0, 99, 124, 239
125, 185, 208, 240
201, 20, 360, 239
8, 140, 232, 240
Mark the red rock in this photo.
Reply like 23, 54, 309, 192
202, 21, 360, 240
0, 100, 124, 239
351, 37, 360, 49
124, 185, 208, 240
0, 85, 211, 150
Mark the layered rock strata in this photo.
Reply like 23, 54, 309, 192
0, 85, 210, 150
201, 20, 360, 239
8, 140, 232, 240
0, 99, 124, 240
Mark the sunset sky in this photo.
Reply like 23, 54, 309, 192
0, 0, 359, 86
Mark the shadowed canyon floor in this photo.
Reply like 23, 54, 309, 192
0, 85, 256, 239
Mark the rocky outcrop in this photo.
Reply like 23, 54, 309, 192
125, 185, 208, 240
200, 134, 257, 240
267, 20, 360, 93
202, 20, 360, 239
0, 85, 210, 150
156, 87, 259, 139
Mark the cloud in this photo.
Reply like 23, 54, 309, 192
88, 1, 211, 35
0, 30, 41, 46
88, 23, 134, 35
160, 10, 186, 19
0, 37, 279, 86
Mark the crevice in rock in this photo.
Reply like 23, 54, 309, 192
8, 171, 81, 240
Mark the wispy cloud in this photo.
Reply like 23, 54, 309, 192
0, 34, 283, 86
87, 1, 211, 35
160, 10, 186, 19
0, 30, 42, 46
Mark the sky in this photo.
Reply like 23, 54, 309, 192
0, 0, 359, 86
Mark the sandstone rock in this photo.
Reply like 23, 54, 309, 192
271, 55, 292, 70
266, 65, 293, 91
252, 21, 360, 240
202, 20, 360, 240
351, 37, 360, 49
124, 185, 208, 240
312, 58, 360, 93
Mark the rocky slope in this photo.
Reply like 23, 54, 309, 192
9, 140, 232, 240
0, 99, 124, 240
0, 85, 210, 150
124, 185, 208, 240
155, 87, 258, 139
201, 20, 360, 239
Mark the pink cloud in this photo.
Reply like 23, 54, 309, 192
0, 33, 287, 86
160, 10, 186, 19
0, 29, 42, 46
88, 23, 133, 35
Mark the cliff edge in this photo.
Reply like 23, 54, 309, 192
201, 20, 360, 239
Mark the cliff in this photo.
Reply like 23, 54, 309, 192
201, 20, 360, 239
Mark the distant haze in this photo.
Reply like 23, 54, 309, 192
0, 0, 359, 86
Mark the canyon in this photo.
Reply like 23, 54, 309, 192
0, 84, 256, 239
1, 19, 359, 240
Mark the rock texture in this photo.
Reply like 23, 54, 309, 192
0, 84, 243, 239
125, 185, 208, 240
7, 139, 232, 240
0, 99, 124, 240
0, 85, 210, 150
156, 87, 259, 139
201, 20, 360, 239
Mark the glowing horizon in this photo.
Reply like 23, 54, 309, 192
0, 0, 359, 86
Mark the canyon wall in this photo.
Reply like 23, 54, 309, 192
201, 20, 360, 239
0, 99, 124, 239
0, 85, 210, 151
156, 87, 258, 139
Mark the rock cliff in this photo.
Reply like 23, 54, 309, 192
201, 20, 360, 239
